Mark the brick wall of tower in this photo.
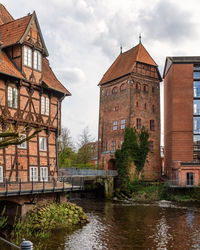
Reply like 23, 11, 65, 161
98, 72, 161, 180
164, 63, 193, 178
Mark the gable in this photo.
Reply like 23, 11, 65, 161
0, 4, 14, 25
19, 12, 48, 56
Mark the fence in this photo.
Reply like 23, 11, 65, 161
59, 168, 118, 177
0, 176, 84, 197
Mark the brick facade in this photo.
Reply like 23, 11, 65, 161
98, 43, 161, 180
163, 57, 200, 186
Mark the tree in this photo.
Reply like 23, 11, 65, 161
58, 127, 74, 153
115, 126, 149, 183
77, 127, 94, 165
0, 124, 43, 148
58, 127, 77, 168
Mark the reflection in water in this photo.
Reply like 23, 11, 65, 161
31, 199, 200, 250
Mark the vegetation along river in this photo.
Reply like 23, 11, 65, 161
37, 198, 200, 250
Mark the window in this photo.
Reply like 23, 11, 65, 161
194, 117, 200, 134
194, 100, 200, 115
113, 121, 118, 130
136, 101, 139, 108
186, 172, 194, 186
152, 105, 155, 113
8, 86, 18, 108
144, 103, 147, 110
0, 166, 3, 183
18, 134, 27, 149
121, 119, 125, 129
137, 118, 141, 129
111, 141, 116, 151
103, 142, 107, 152
105, 90, 110, 96
149, 141, 154, 151
24, 46, 32, 67
194, 81, 200, 97
143, 85, 148, 92
33, 50, 42, 71
120, 83, 126, 91
152, 86, 155, 93
30, 167, 38, 182
41, 96, 50, 115
194, 135, 200, 151
40, 167, 48, 182
193, 71, 200, 79
39, 137, 47, 151
114, 105, 119, 112
112, 87, 118, 94
150, 120, 155, 131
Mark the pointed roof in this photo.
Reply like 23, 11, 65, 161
42, 58, 71, 95
0, 15, 31, 48
0, 4, 14, 25
99, 43, 158, 85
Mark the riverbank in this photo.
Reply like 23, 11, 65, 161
1, 202, 89, 249
115, 182, 200, 202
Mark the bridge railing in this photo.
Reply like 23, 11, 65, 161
0, 176, 84, 197
59, 168, 118, 177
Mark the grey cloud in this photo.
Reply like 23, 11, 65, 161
56, 68, 86, 85
139, 0, 196, 43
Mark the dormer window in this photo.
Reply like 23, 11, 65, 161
24, 46, 32, 67
34, 51, 42, 71
41, 96, 49, 115
8, 86, 18, 108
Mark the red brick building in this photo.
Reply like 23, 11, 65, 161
163, 57, 200, 186
98, 42, 161, 180
0, 5, 70, 183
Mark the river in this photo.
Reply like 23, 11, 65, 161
40, 199, 200, 250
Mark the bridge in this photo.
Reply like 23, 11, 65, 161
0, 169, 118, 223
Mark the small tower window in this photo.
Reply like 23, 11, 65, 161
112, 87, 118, 94
136, 118, 141, 129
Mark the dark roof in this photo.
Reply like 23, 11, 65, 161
99, 43, 158, 85
163, 56, 200, 78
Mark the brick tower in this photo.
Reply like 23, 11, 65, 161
98, 42, 161, 180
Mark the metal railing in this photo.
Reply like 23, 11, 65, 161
59, 168, 118, 177
0, 176, 84, 197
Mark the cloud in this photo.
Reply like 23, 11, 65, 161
139, 0, 196, 43
56, 67, 86, 85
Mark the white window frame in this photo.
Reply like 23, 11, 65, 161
113, 121, 118, 131
41, 96, 50, 116
39, 137, 47, 151
40, 167, 48, 182
24, 46, 32, 67
33, 50, 42, 71
0, 166, 3, 182
121, 119, 125, 129
8, 86, 18, 108
18, 134, 27, 149
30, 167, 38, 182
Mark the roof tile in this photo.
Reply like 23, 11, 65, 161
0, 15, 31, 47
99, 43, 157, 85
0, 4, 14, 25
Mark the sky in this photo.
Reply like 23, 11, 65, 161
1, 0, 200, 146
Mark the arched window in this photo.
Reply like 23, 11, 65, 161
112, 87, 118, 94
135, 82, 140, 90
143, 85, 148, 92
152, 105, 155, 113
105, 89, 110, 96
120, 83, 126, 91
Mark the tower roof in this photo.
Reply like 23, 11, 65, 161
99, 43, 158, 85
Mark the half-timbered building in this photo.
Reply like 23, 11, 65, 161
0, 4, 70, 184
